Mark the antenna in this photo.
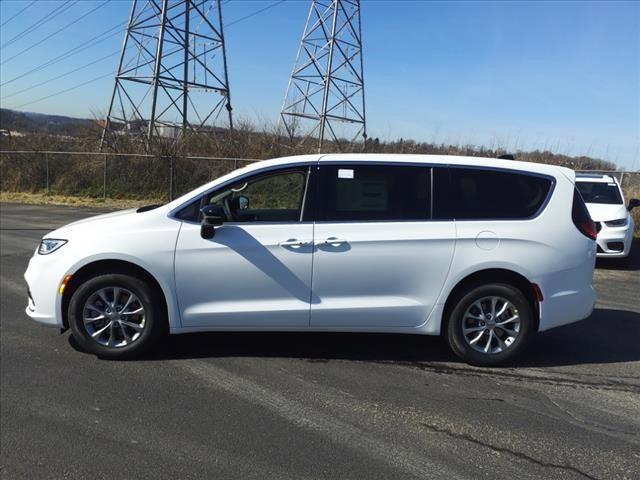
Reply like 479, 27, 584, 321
100, 0, 233, 150
280, 0, 366, 153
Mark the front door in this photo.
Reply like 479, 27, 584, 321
310, 163, 456, 328
175, 167, 314, 328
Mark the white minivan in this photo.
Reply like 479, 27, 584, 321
25, 154, 598, 366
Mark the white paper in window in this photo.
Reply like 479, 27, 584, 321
338, 169, 354, 179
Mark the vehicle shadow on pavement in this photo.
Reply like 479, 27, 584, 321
78, 307, 640, 368
519, 308, 640, 367
595, 238, 639, 271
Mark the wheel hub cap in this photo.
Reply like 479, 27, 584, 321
462, 296, 521, 355
82, 286, 146, 348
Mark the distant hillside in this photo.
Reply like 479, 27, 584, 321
0, 108, 94, 136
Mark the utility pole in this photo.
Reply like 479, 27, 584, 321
100, 0, 233, 151
280, 0, 366, 153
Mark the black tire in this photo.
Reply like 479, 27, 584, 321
445, 283, 534, 366
68, 273, 166, 359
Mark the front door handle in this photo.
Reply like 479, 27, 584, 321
322, 237, 348, 245
279, 239, 311, 247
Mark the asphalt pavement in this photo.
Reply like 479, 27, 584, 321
1, 203, 639, 480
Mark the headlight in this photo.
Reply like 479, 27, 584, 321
604, 218, 627, 227
38, 239, 67, 255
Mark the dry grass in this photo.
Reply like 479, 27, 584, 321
624, 185, 640, 237
1, 122, 637, 233
0, 192, 161, 210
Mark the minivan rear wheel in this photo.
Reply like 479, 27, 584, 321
68, 273, 165, 359
445, 283, 534, 366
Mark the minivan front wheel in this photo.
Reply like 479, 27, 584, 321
445, 283, 534, 366
68, 273, 165, 359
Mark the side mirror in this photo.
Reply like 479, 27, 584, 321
238, 195, 249, 210
200, 204, 225, 239
627, 198, 640, 212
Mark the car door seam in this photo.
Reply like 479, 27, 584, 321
172, 220, 185, 329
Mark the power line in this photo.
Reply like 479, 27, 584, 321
0, 23, 125, 87
226, 0, 287, 27
6, 0, 289, 111
14, 71, 115, 110
1, 0, 284, 88
0, 0, 77, 50
1, 50, 120, 101
0, 1, 110, 67
0, 0, 37, 29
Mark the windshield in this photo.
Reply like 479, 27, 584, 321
575, 181, 623, 205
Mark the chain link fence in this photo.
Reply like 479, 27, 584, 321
1, 152, 639, 226
0, 150, 257, 202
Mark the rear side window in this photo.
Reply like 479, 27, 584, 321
317, 164, 431, 221
440, 167, 553, 220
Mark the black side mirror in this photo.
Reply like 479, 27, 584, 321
200, 204, 225, 239
627, 198, 640, 212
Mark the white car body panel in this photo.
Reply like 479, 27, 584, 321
310, 221, 456, 328
25, 207, 182, 329
175, 221, 314, 327
24, 153, 597, 339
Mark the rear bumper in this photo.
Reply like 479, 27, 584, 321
538, 284, 596, 331
536, 241, 597, 331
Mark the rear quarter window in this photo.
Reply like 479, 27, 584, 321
436, 167, 553, 220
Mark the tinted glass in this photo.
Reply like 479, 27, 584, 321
177, 169, 307, 223
442, 168, 552, 220
207, 170, 307, 222
175, 198, 201, 221
318, 164, 431, 221
575, 181, 623, 205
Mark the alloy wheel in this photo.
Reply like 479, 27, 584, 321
82, 286, 146, 348
462, 296, 521, 354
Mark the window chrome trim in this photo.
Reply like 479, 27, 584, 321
299, 166, 311, 222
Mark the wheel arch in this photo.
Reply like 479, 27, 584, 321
441, 268, 541, 333
61, 259, 170, 331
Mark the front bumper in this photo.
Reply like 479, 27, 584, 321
595, 223, 633, 258
24, 253, 66, 328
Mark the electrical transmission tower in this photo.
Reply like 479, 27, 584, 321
100, 0, 233, 150
280, 0, 366, 152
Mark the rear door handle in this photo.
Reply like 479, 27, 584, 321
322, 237, 348, 245
278, 239, 311, 247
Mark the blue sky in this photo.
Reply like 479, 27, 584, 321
0, 0, 638, 169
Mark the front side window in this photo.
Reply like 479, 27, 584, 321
575, 181, 623, 205
176, 168, 308, 223
438, 167, 553, 220
317, 164, 431, 221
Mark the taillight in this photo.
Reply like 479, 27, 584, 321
572, 188, 597, 240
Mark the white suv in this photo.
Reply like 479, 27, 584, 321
25, 154, 597, 366
575, 173, 638, 259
